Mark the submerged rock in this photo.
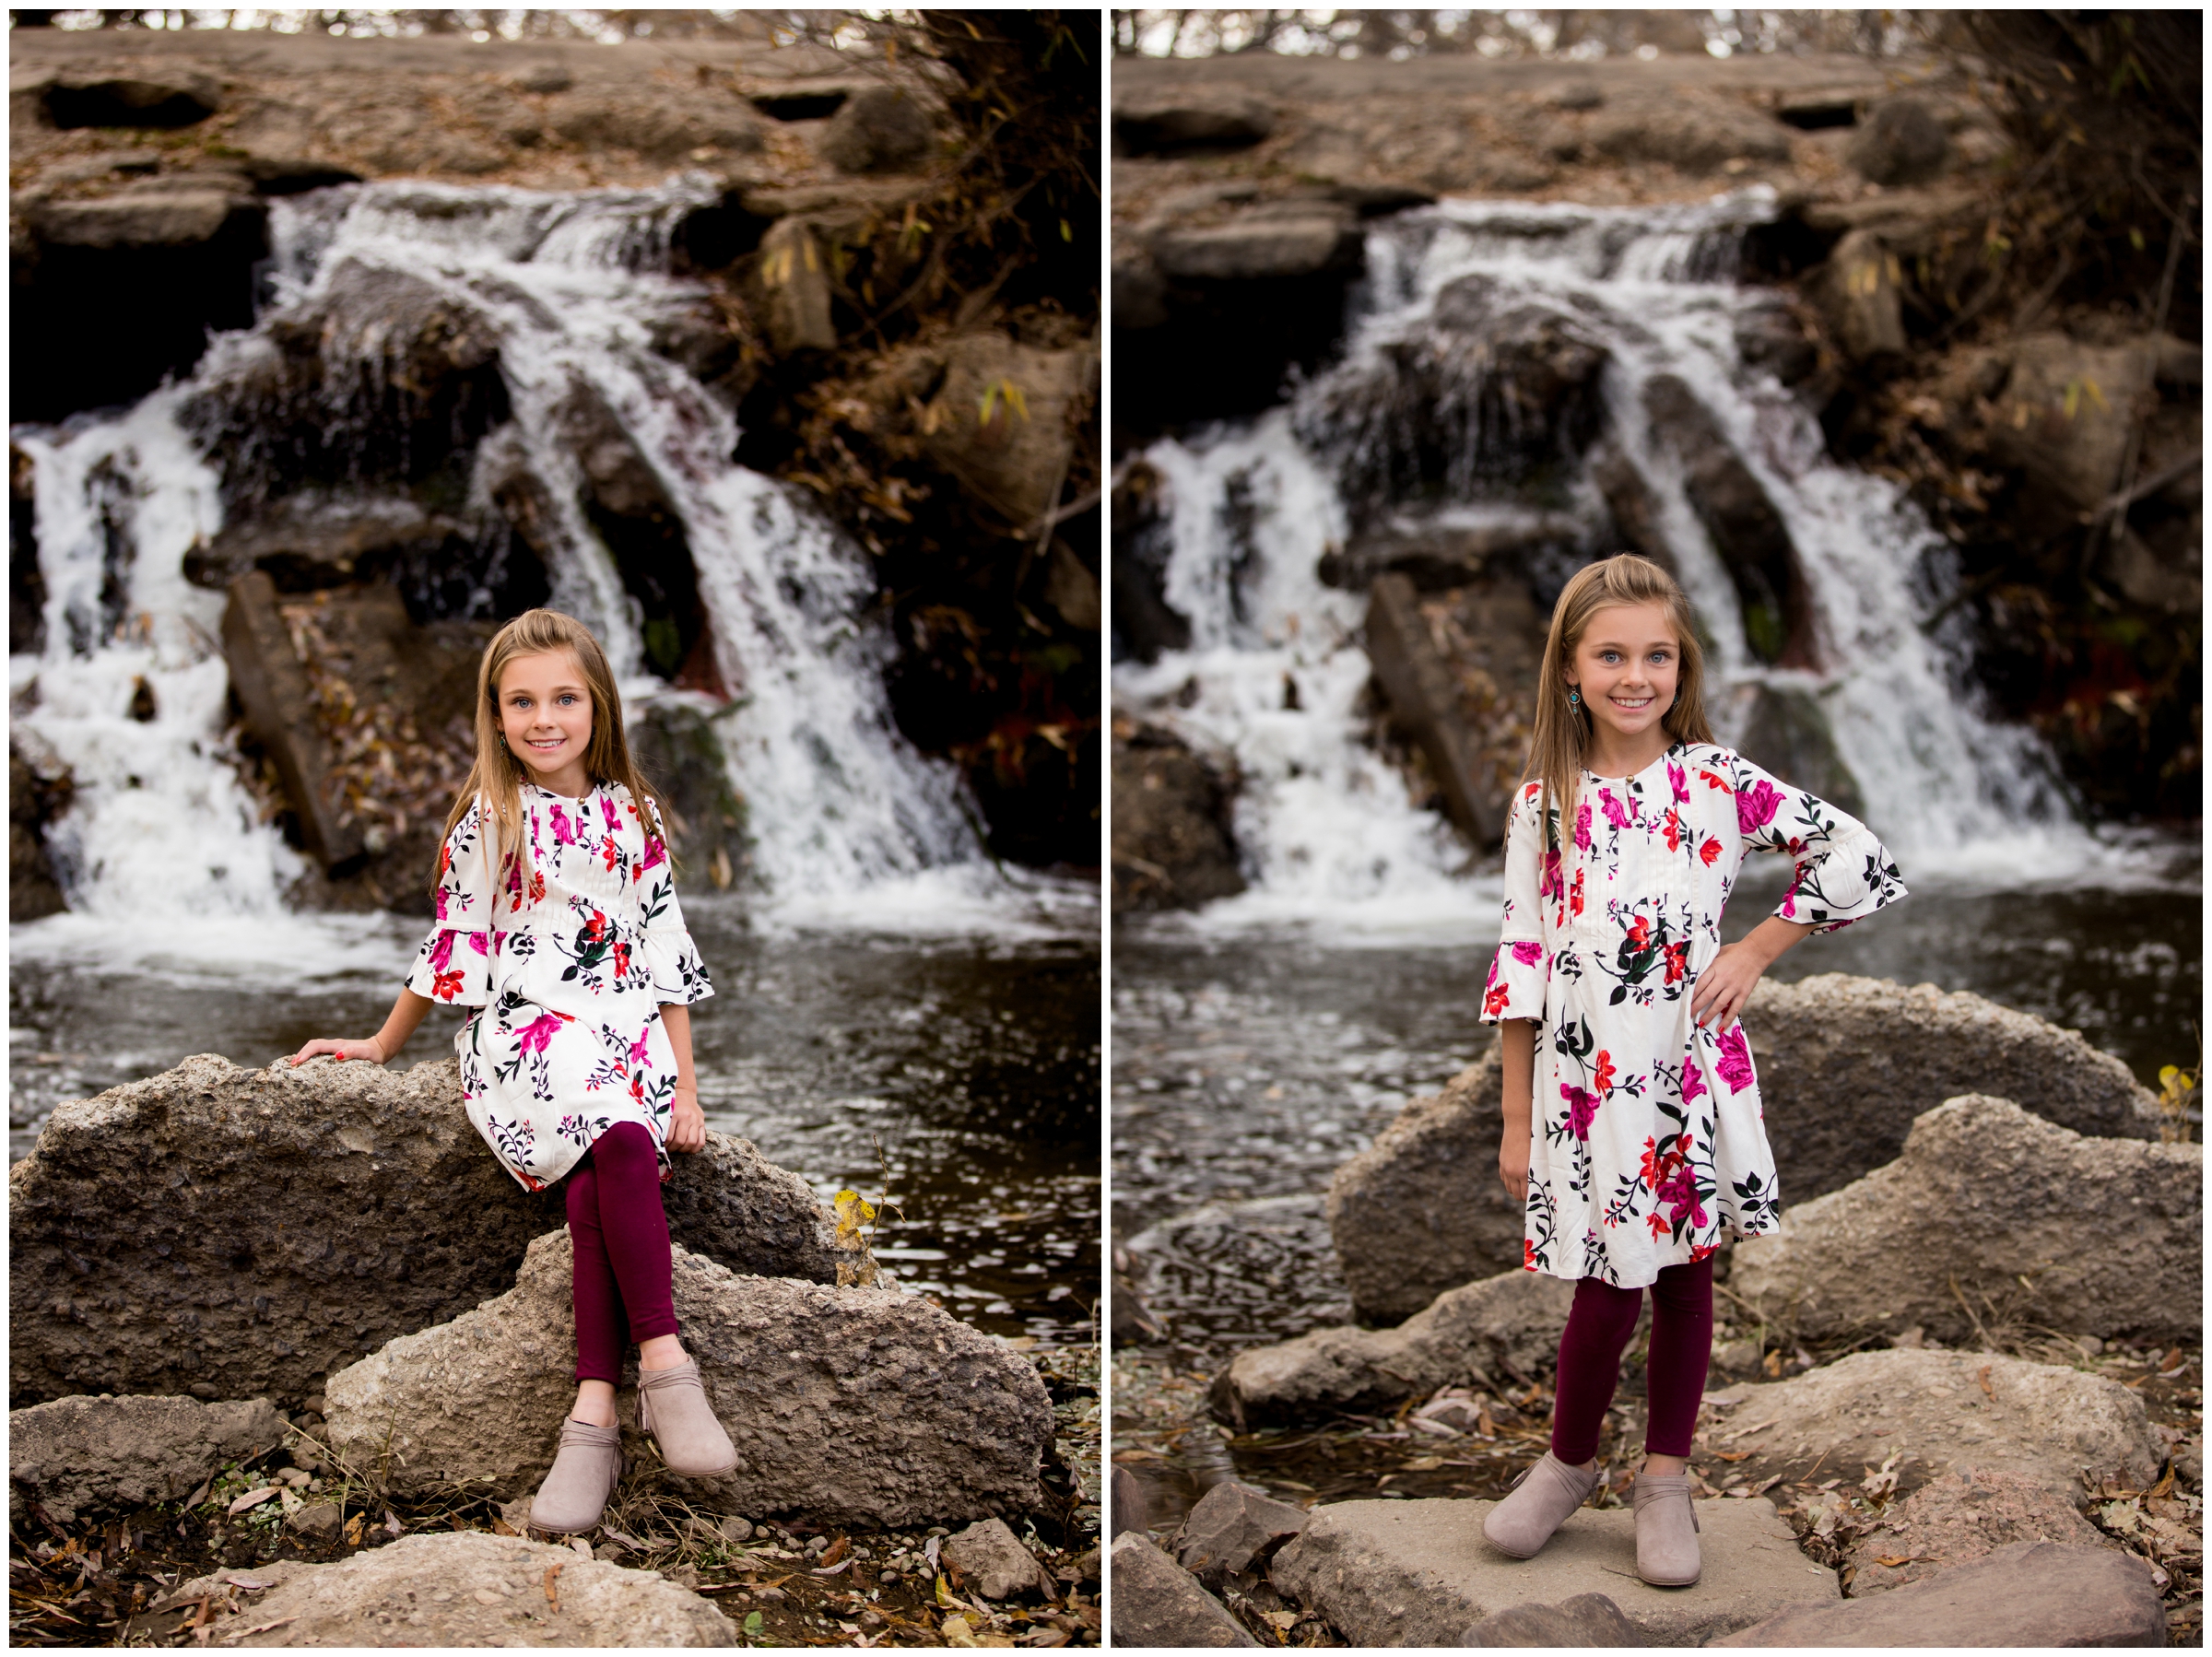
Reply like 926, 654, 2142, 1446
324, 1230, 1053, 1526
10, 1394, 285, 1524
8, 1054, 836, 1409
1731, 1094, 2201, 1346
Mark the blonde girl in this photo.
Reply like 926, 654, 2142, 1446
1477, 555, 1906, 1585
290, 608, 731, 1533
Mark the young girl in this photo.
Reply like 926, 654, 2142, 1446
289, 607, 731, 1535
1477, 554, 1904, 1587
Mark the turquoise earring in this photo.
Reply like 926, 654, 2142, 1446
1568, 687, 1581, 708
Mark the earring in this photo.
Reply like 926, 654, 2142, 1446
1568, 687, 1581, 708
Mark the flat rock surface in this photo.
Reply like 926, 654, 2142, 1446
1731, 1094, 2199, 1345
10, 1394, 285, 1523
1840, 1469, 2111, 1595
1703, 1348, 2164, 1499
170, 1529, 733, 1646
1711, 1539, 2164, 1647
324, 1230, 1053, 1526
1271, 1496, 1835, 1646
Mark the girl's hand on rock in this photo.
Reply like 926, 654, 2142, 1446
667, 1087, 706, 1155
288, 1037, 385, 1067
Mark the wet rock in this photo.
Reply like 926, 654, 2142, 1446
1213, 1266, 1575, 1428
1642, 373, 1813, 666
324, 1230, 1053, 1525
42, 71, 221, 130
1320, 516, 1580, 594
1700, 1348, 2163, 1500
1113, 89, 1276, 155
8, 738, 71, 922
628, 700, 747, 891
1173, 1480, 1309, 1586
1326, 1052, 1521, 1326
1840, 1469, 2112, 1597
1367, 572, 1508, 848
1981, 334, 2159, 514
1583, 93, 1793, 175
1589, 442, 1670, 563
818, 85, 934, 174
1112, 247, 1170, 330
1153, 210, 1363, 283
1109, 1532, 1258, 1647
1732, 300, 1822, 390
1465, 1592, 1646, 1646
9, 1394, 284, 1524
920, 332, 1098, 529
1109, 459, 1190, 665
1806, 228, 1906, 364
172, 1529, 734, 1646
8, 1054, 836, 1409
1731, 1094, 2200, 1346
185, 494, 479, 594
751, 216, 839, 355
1042, 538, 1102, 632
1111, 1463, 1150, 1539
943, 1517, 1051, 1600
1727, 683, 1865, 821
1110, 723, 1245, 914
29, 189, 254, 250
1271, 1496, 1826, 1646
1845, 97, 1950, 187
1711, 1539, 2163, 1647
221, 570, 364, 873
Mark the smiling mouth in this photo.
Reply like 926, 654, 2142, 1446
1610, 695, 1654, 710
526, 737, 566, 750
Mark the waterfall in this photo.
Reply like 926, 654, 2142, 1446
1116, 191, 2157, 932
13, 180, 1073, 961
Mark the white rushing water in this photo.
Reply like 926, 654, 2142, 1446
1115, 192, 2169, 938
13, 180, 1087, 976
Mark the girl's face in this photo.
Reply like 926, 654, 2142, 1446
1566, 601, 1681, 747
498, 649, 594, 797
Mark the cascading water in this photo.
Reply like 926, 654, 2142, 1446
1115, 191, 2151, 934
14, 179, 1077, 965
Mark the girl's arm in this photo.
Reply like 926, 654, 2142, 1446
289, 989, 434, 1067
1499, 1017, 1536, 1203
1689, 915, 1814, 1032
660, 1003, 705, 1158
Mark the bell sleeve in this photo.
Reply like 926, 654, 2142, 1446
1480, 781, 1553, 1025
1727, 752, 1907, 935
637, 797, 715, 1005
405, 798, 496, 1006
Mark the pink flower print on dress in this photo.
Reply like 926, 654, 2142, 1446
1539, 849, 1563, 901
1573, 802, 1593, 851
629, 1025, 652, 1068
601, 795, 624, 837
1599, 787, 1633, 829
639, 828, 667, 876
1737, 779, 1783, 836
549, 803, 580, 846
1511, 940, 1545, 967
429, 931, 454, 973
1668, 759, 1689, 804
1561, 1081, 1600, 1140
468, 931, 488, 958
1712, 1024, 1755, 1092
1680, 1044, 1709, 1105
517, 1007, 576, 1055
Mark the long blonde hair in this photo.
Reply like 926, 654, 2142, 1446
435, 609, 667, 899
1520, 554, 1714, 852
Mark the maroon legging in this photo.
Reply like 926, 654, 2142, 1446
564, 1121, 679, 1384
1548, 1257, 1713, 1463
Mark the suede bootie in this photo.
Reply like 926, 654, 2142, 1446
1482, 1451, 1602, 1559
529, 1417, 623, 1534
1632, 1471, 1702, 1586
637, 1357, 739, 1477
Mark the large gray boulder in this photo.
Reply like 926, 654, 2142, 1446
1731, 1094, 2201, 1346
324, 1230, 1053, 1527
1712, 1540, 2164, 1647
1700, 1348, 2163, 1500
1212, 1267, 1575, 1428
1328, 978, 2161, 1326
10, 1394, 285, 1523
164, 1530, 734, 1646
10, 1054, 840, 1409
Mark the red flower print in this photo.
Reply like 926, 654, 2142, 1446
437, 843, 452, 880
1700, 769, 1734, 793
1592, 1050, 1616, 1096
1625, 914, 1652, 951
528, 869, 547, 904
1737, 779, 1783, 836
1689, 1240, 1718, 1263
432, 968, 465, 1002
582, 911, 609, 944
1663, 939, 1688, 984
1562, 1081, 1600, 1139
1485, 981, 1511, 1017
602, 837, 620, 874
1524, 1240, 1538, 1269
1570, 868, 1585, 918
1663, 806, 1682, 852
1713, 1024, 1755, 1092
613, 940, 631, 980
1699, 837, 1723, 867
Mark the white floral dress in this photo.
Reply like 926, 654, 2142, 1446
1479, 742, 1905, 1288
405, 781, 714, 1192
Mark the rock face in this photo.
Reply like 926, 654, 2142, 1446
1113, 89, 1277, 155
1806, 229, 1906, 363
1583, 92, 1794, 174
1839, 1469, 2112, 1598
222, 571, 363, 872
171, 1530, 734, 1646
919, 332, 1099, 529
1366, 573, 1509, 849
324, 1230, 1053, 1526
9, 1054, 837, 1409
1111, 723, 1246, 914
1325, 1051, 1522, 1326
1700, 1348, 2164, 1500
818, 85, 934, 174
1109, 1532, 1258, 1647
1213, 1268, 1576, 1428
1731, 1094, 2201, 1346
1271, 1496, 1830, 1647
1711, 1539, 2164, 1648
10, 1394, 286, 1523
1980, 333, 2159, 516
8, 739, 71, 922
1173, 1480, 1310, 1586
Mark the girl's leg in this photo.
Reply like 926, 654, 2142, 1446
1641, 1256, 1714, 1474
1550, 1275, 1646, 1466
584, 1122, 683, 1365
565, 1146, 626, 1427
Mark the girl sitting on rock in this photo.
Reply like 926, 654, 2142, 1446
1478, 554, 1905, 1586
290, 607, 731, 1534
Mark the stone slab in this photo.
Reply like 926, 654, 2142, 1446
1269, 1497, 1837, 1647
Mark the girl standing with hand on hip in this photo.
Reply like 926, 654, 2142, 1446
290, 608, 732, 1534
1477, 555, 1905, 1587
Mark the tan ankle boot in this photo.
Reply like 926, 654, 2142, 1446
529, 1417, 622, 1535
637, 1357, 738, 1477
1632, 1471, 1702, 1586
1482, 1452, 1601, 1559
